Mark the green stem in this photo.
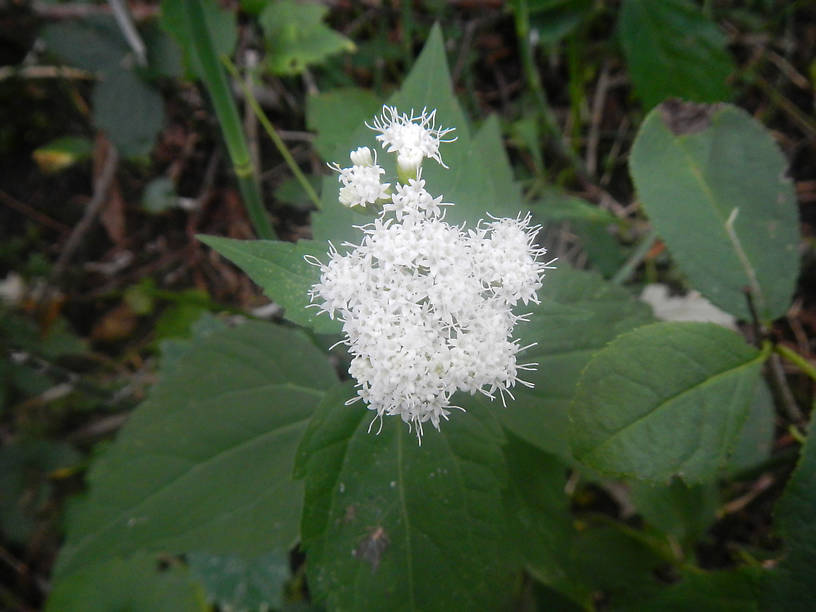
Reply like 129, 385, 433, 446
183, 1, 275, 239
775, 343, 816, 382
611, 228, 658, 285
513, 0, 586, 178
223, 58, 322, 210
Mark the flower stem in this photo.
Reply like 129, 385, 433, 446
183, 1, 275, 239
775, 343, 816, 382
223, 57, 322, 211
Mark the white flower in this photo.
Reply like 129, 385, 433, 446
367, 105, 456, 177
309, 108, 553, 443
329, 147, 390, 208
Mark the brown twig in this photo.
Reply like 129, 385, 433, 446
0, 189, 71, 234
31, 1, 158, 20
50, 144, 119, 281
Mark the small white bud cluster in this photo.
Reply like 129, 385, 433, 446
309, 107, 553, 442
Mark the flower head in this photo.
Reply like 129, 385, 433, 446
367, 106, 456, 178
329, 147, 390, 208
310, 108, 553, 443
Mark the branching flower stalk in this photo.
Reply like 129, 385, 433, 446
307, 106, 554, 442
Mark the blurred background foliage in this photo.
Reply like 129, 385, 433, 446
0, 0, 814, 609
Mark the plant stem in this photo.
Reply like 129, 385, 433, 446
775, 343, 816, 382
223, 57, 322, 210
512, 0, 586, 177
183, 1, 275, 239
611, 228, 658, 285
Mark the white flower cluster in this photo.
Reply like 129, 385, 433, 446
308, 106, 553, 442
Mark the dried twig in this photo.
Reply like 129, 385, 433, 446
51, 144, 119, 281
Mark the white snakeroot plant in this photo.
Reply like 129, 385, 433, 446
308, 106, 554, 442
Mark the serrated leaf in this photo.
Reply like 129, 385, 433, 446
761, 416, 816, 610
630, 101, 799, 322
47, 553, 207, 612
198, 235, 341, 334
296, 383, 518, 611
618, 0, 734, 109
93, 68, 164, 158
570, 322, 765, 483
159, 0, 237, 79
260, 0, 355, 75
53, 320, 337, 578
497, 266, 653, 462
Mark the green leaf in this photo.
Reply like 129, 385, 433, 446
618, 0, 734, 109
273, 174, 322, 211
527, 0, 594, 46
53, 320, 337, 578
726, 378, 775, 476
569, 524, 667, 605
497, 266, 653, 462
41, 17, 128, 75
47, 553, 207, 612
296, 383, 518, 611
570, 322, 765, 483
159, 0, 237, 79
630, 101, 799, 322
93, 68, 164, 158
197, 235, 341, 335
761, 416, 816, 609
631, 568, 761, 611
260, 0, 355, 76
33, 136, 93, 173
630, 477, 719, 545
306, 87, 382, 161
187, 550, 289, 610
503, 432, 590, 607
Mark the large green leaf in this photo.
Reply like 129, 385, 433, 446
761, 417, 816, 609
502, 432, 590, 607
295, 383, 518, 611
47, 553, 207, 612
197, 236, 341, 335
497, 266, 653, 462
630, 102, 799, 322
630, 568, 761, 611
618, 0, 734, 109
53, 320, 337, 578
570, 322, 766, 483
